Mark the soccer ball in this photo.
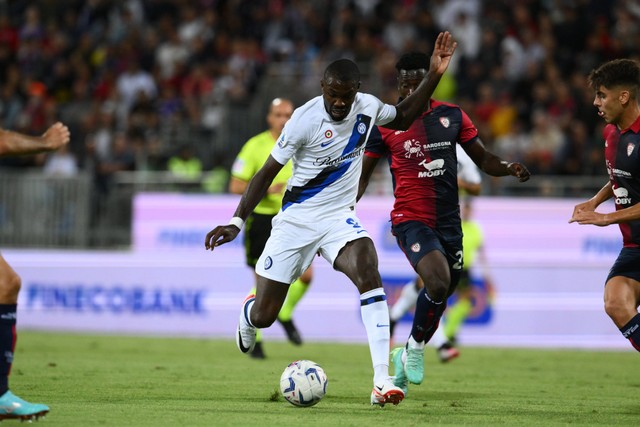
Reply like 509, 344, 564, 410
279, 360, 328, 407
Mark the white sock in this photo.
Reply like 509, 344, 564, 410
360, 288, 391, 384
429, 320, 448, 348
390, 278, 420, 321
407, 335, 425, 351
242, 299, 255, 328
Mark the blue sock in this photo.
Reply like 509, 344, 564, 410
410, 289, 444, 344
620, 313, 640, 352
0, 304, 16, 395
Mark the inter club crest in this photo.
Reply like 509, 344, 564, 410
628, 142, 635, 156
439, 117, 450, 128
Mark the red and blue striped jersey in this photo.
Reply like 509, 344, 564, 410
365, 99, 478, 228
604, 115, 640, 248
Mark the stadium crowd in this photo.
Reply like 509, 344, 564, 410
0, 0, 637, 181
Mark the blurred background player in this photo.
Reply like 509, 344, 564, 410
230, 98, 313, 359
0, 122, 70, 421
388, 145, 483, 362
570, 58, 640, 352
359, 51, 530, 393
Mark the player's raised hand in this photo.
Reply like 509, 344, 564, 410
42, 122, 71, 151
430, 31, 457, 76
205, 224, 240, 250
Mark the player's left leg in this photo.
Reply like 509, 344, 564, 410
390, 221, 457, 385
604, 275, 640, 352
603, 247, 640, 352
0, 254, 49, 421
332, 236, 403, 406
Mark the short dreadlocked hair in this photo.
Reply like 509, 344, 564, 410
395, 52, 429, 72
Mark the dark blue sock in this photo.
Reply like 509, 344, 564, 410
410, 289, 444, 344
0, 304, 16, 395
620, 313, 640, 352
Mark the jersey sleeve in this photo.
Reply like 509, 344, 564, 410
365, 125, 387, 158
458, 108, 480, 144
231, 139, 257, 181
374, 98, 397, 126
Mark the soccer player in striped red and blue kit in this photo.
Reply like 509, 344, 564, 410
570, 58, 640, 352
358, 52, 530, 393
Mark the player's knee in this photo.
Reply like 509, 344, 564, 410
423, 278, 448, 302
353, 269, 382, 293
604, 297, 628, 325
0, 270, 21, 300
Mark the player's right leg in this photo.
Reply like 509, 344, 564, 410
0, 254, 49, 421
277, 265, 313, 345
239, 213, 319, 354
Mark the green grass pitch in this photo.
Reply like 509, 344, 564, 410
10, 331, 638, 426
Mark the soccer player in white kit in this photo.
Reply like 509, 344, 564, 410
205, 32, 456, 406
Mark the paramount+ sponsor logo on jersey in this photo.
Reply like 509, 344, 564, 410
417, 158, 445, 178
25, 283, 207, 314
314, 147, 365, 167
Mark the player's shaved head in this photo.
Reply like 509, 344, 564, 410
323, 59, 360, 85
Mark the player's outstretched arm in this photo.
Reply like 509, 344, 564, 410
386, 31, 457, 130
0, 122, 70, 157
463, 139, 530, 182
205, 155, 284, 250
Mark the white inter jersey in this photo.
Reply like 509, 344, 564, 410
271, 93, 396, 215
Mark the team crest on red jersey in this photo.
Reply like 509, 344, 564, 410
411, 242, 421, 252
628, 142, 635, 156
439, 117, 450, 128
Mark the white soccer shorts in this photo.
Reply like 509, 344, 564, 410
255, 207, 372, 284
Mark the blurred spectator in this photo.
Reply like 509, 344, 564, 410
167, 144, 202, 180
115, 57, 157, 127
527, 109, 565, 174
43, 143, 79, 177
155, 25, 189, 81
0, 0, 634, 184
